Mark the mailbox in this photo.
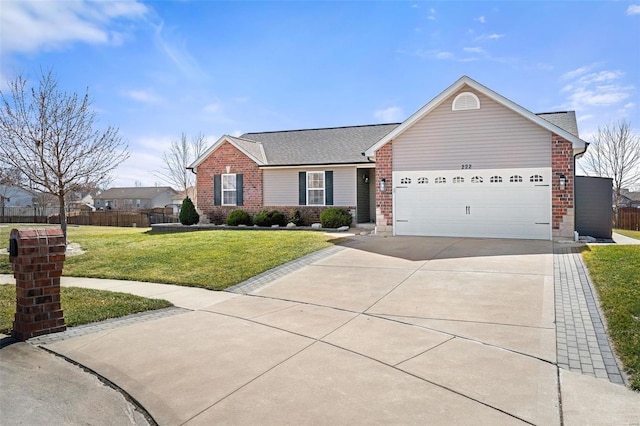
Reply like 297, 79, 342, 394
9, 238, 18, 257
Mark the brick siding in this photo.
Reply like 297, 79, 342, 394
374, 141, 393, 235
551, 133, 575, 238
195, 141, 263, 218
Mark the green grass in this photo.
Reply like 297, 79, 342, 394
582, 245, 640, 390
614, 229, 640, 240
0, 284, 172, 335
0, 225, 337, 290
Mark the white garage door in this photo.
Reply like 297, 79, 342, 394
393, 168, 551, 240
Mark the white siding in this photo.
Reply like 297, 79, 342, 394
393, 88, 552, 171
263, 167, 356, 206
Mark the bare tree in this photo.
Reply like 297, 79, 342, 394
580, 120, 640, 207
153, 132, 207, 200
0, 70, 129, 239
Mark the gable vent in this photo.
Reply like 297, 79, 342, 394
452, 92, 480, 111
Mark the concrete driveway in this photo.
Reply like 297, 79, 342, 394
32, 236, 640, 425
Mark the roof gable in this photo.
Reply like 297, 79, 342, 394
364, 76, 588, 157
188, 135, 267, 171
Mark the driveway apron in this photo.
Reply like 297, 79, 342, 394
31, 236, 640, 425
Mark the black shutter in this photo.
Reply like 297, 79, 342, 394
299, 172, 306, 205
325, 171, 333, 206
214, 174, 221, 206
236, 174, 243, 206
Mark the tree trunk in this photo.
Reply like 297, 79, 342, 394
58, 194, 67, 244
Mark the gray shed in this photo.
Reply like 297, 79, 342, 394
575, 176, 613, 239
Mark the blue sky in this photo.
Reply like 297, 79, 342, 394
1, 0, 639, 187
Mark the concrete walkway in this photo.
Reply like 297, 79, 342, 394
1, 236, 639, 425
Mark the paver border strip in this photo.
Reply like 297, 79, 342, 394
553, 244, 627, 385
225, 244, 347, 294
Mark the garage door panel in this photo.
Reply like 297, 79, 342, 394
393, 168, 551, 240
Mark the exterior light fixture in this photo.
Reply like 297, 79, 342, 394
559, 174, 567, 190
380, 178, 386, 193
363, 172, 369, 184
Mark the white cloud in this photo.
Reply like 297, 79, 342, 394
204, 103, 221, 114
560, 66, 634, 111
122, 89, 163, 104
627, 5, 640, 15
428, 8, 436, 20
435, 51, 454, 59
153, 22, 205, 80
0, 0, 147, 54
623, 102, 636, 109
463, 47, 485, 54
374, 106, 404, 122
475, 16, 487, 23
474, 33, 504, 42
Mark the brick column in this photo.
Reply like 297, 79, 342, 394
551, 134, 575, 239
10, 228, 66, 341
375, 141, 393, 235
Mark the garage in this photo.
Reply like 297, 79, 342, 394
393, 168, 551, 240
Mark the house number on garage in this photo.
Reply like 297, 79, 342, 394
461, 164, 472, 169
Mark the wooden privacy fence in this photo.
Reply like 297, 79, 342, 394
60, 211, 179, 227
1, 209, 178, 227
616, 207, 640, 231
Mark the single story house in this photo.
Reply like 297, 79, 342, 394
94, 187, 178, 211
618, 188, 640, 208
189, 76, 588, 240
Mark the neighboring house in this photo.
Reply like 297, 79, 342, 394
189, 76, 588, 240
618, 189, 640, 208
94, 187, 178, 211
67, 191, 95, 211
0, 184, 36, 208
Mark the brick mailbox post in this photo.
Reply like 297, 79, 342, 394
9, 228, 66, 340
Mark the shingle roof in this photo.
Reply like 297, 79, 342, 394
621, 189, 640, 202
97, 187, 177, 199
240, 123, 399, 166
536, 111, 579, 137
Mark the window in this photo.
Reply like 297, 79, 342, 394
435, 177, 446, 184
530, 175, 543, 183
136, 199, 141, 208
400, 177, 412, 184
307, 171, 325, 206
471, 176, 483, 183
490, 176, 502, 183
222, 174, 237, 205
453, 176, 464, 183
417, 177, 428, 184
510, 175, 523, 183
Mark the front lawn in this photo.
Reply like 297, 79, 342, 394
0, 226, 337, 290
582, 245, 640, 390
0, 284, 172, 335
614, 229, 640, 240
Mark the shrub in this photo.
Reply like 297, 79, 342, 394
179, 197, 199, 225
288, 209, 304, 226
320, 207, 353, 228
253, 210, 287, 227
226, 209, 252, 226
